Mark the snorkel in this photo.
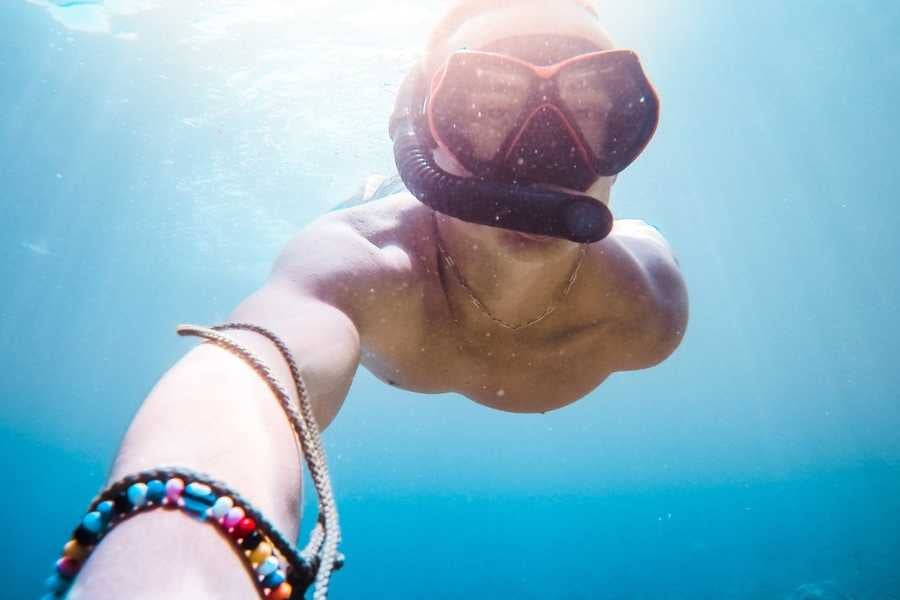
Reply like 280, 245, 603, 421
390, 63, 615, 244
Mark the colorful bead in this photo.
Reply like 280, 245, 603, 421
256, 555, 279, 576
113, 492, 133, 515
249, 541, 272, 564
127, 483, 148, 507
73, 524, 98, 546
96, 500, 114, 523
56, 557, 80, 578
240, 530, 262, 551
223, 506, 245, 528
81, 511, 104, 534
63, 540, 87, 562
269, 582, 293, 600
183, 501, 208, 518
146, 479, 165, 503
45, 573, 70, 593
185, 482, 212, 497
183, 482, 217, 516
165, 478, 185, 502
233, 517, 256, 539
211, 496, 233, 519
262, 569, 285, 588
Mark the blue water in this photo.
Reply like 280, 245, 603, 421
2, 1, 899, 598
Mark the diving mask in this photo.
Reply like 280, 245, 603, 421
391, 37, 659, 243
427, 48, 659, 191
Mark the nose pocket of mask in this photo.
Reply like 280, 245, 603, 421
505, 105, 597, 191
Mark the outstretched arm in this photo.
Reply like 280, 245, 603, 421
69, 224, 363, 599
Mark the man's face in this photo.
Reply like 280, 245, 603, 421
429, 3, 619, 252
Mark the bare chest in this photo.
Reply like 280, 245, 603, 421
357, 279, 610, 412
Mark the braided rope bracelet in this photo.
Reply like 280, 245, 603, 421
199, 321, 343, 595
44, 324, 344, 599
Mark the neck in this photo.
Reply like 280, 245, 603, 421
434, 212, 586, 331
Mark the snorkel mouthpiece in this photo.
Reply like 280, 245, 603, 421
390, 65, 613, 244
564, 196, 611, 242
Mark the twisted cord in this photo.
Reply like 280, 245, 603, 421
177, 323, 342, 599
213, 322, 341, 599
302, 521, 325, 558
302, 521, 326, 561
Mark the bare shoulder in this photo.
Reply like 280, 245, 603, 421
330, 191, 435, 255
586, 218, 689, 370
272, 193, 433, 316
612, 219, 678, 265
609, 219, 684, 294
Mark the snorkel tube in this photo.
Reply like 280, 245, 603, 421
390, 64, 614, 244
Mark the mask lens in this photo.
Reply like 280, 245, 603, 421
429, 50, 659, 179
430, 56, 533, 164
557, 62, 615, 157
557, 53, 657, 173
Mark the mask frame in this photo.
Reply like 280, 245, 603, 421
426, 49, 660, 189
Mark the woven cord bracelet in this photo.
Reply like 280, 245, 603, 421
202, 321, 343, 587
45, 467, 323, 599
44, 324, 344, 599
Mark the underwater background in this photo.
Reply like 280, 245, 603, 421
2, 1, 899, 598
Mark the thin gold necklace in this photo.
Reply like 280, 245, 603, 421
432, 211, 588, 331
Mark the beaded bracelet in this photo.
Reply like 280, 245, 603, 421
44, 467, 340, 599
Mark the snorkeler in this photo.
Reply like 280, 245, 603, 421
61, 0, 688, 597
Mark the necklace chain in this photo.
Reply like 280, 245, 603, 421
432, 211, 588, 331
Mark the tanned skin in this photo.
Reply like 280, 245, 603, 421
70, 2, 687, 598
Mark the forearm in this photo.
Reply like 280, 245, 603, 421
67, 338, 305, 597
122, 334, 309, 516
69, 324, 341, 598
65, 264, 361, 598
